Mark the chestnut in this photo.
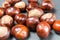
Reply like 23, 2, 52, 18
40, 0, 54, 11
26, 16, 39, 31
40, 13, 56, 25
14, 1, 26, 11
11, 24, 29, 40
0, 7, 5, 18
2, 1, 11, 8
5, 0, 12, 4
0, 15, 13, 28
53, 20, 60, 33
6, 7, 20, 16
14, 14, 27, 24
26, 3, 38, 11
0, 26, 10, 40
28, 7, 44, 17
36, 21, 51, 38
28, 0, 38, 3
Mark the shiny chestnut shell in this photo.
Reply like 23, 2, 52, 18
28, 7, 44, 17
0, 7, 5, 18
36, 21, 51, 38
14, 14, 27, 24
28, 0, 38, 3
11, 24, 29, 40
40, 0, 54, 11
2, 1, 11, 8
26, 16, 39, 31
6, 7, 20, 16
0, 15, 13, 27
0, 26, 10, 40
26, 3, 38, 11
53, 20, 60, 33
40, 13, 56, 25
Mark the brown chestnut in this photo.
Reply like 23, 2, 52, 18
36, 21, 51, 38
0, 26, 10, 40
2, 1, 11, 8
14, 1, 26, 11
0, 7, 5, 18
53, 20, 60, 33
14, 14, 27, 24
11, 24, 29, 40
26, 16, 39, 31
28, 0, 38, 3
26, 3, 38, 11
40, 13, 56, 25
0, 15, 13, 27
40, 0, 54, 11
6, 7, 20, 16
28, 7, 44, 17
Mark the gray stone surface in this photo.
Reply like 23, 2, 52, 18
0, 0, 60, 40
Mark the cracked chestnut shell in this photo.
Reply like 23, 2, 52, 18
0, 7, 5, 18
26, 16, 39, 31
40, 13, 56, 25
40, 0, 54, 11
0, 15, 13, 28
0, 26, 10, 40
53, 20, 60, 33
36, 21, 51, 38
28, 7, 44, 17
11, 24, 29, 40
28, 0, 38, 3
14, 14, 27, 24
6, 7, 20, 16
26, 3, 38, 11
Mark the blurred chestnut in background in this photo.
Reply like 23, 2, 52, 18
2, 1, 11, 8
26, 16, 39, 31
40, 0, 54, 11
28, 0, 38, 3
26, 3, 38, 11
14, 14, 27, 24
0, 7, 5, 18
11, 24, 29, 40
0, 26, 10, 40
28, 7, 44, 17
5, 0, 12, 4
0, 15, 13, 28
6, 7, 20, 16
36, 21, 51, 38
14, 1, 26, 11
40, 13, 56, 25
53, 20, 60, 33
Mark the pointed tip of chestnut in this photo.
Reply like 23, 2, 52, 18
28, 0, 38, 3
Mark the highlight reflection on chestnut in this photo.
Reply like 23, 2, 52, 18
14, 14, 27, 24
0, 26, 10, 40
53, 20, 60, 33
6, 7, 20, 16
26, 16, 39, 31
36, 21, 51, 38
40, 13, 56, 25
0, 7, 5, 18
26, 3, 38, 11
11, 24, 29, 40
0, 15, 13, 27
40, 0, 54, 11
